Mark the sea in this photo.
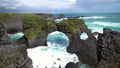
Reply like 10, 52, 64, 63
8, 13, 120, 68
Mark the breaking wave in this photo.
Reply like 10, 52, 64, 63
79, 16, 106, 19
27, 31, 79, 68
27, 43, 79, 68
92, 21, 120, 28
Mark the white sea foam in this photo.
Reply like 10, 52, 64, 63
27, 31, 79, 68
88, 27, 103, 33
92, 21, 120, 27
27, 42, 79, 68
95, 35, 98, 39
79, 16, 106, 19
55, 18, 68, 23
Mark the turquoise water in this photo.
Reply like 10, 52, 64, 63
8, 32, 24, 40
54, 13, 120, 33
82, 14, 120, 33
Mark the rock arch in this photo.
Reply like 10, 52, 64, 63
0, 13, 120, 68
46, 31, 70, 47
0, 14, 98, 67
23, 18, 86, 48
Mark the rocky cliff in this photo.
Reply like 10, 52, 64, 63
0, 22, 32, 68
0, 13, 120, 68
96, 28, 120, 68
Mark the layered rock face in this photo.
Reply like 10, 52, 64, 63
67, 28, 98, 66
0, 23, 32, 68
66, 28, 120, 68
97, 28, 120, 68
0, 23, 5, 38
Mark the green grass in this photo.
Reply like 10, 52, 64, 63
0, 62, 5, 68
23, 15, 47, 40
57, 18, 85, 33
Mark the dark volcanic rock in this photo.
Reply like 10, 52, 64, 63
29, 33, 47, 48
0, 23, 12, 45
6, 26, 22, 34
65, 62, 79, 68
67, 28, 98, 66
1, 13, 120, 68
0, 43, 33, 68
5, 18, 23, 34
97, 28, 120, 68
0, 21, 33, 68
16, 35, 29, 47
0, 34, 33, 68
0, 23, 5, 38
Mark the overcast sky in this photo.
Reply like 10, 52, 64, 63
0, 0, 120, 13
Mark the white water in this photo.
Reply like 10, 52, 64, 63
79, 16, 106, 19
27, 31, 79, 68
55, 18, 68, 23
92, 21, 120, 28
27, 42, 79, 68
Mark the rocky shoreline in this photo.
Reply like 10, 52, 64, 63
0, 13, 120, 68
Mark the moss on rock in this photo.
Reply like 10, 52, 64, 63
0, 13, 23, 22
23, 15, 48, 40
57, 18, 85, 33
0, 62, 5, 68
0, 45, 28, 68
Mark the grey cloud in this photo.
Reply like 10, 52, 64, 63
74, 0, 120, 13
0, 0, 21, 9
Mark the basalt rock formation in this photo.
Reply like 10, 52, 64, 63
0, 13, 87, 68
23, 17, 86, 48
0, 22, 32, 68
0, 13, 120, 68
96, 28, 120, 68
67, 28, 98, 66
0, 23, 5, 38
65, 62, 79, 68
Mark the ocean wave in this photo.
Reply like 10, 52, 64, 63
88, 27, 103, 33
92, 21, 120, 28
55, 18, 68, 23
27, 42, 79, 68
79, 16, 106, 19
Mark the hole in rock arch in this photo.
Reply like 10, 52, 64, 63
8, 32, 24, 40
47, 31, 69, 47
80, 32, 88, 40
27, 31, 79, 68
